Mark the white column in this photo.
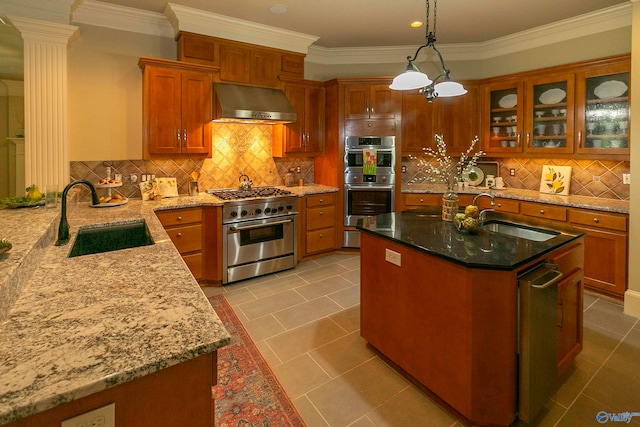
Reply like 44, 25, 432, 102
9, 17, 78, 188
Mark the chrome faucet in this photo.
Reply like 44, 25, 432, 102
473, 193, 496, 226
55, 180, 100, 246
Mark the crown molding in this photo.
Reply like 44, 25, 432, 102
72, 0, 173, 37
10, 16, 79, 44
306, 3, 632, 65
0, 0, 75, 24
164, 3, 319, 54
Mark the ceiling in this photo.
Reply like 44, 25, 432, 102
95, 0, 628, 48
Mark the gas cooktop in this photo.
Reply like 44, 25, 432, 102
207, 186, 293, 201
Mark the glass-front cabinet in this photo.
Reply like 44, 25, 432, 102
575, 61, 630, 155
524, 73, 575, 154
484, 81, 524, 154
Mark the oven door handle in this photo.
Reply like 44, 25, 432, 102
345, 184, 395, 191
228, 218, 294, 232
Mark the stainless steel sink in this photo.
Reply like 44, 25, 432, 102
482, 220, 559, 242
69, 219, 154, 257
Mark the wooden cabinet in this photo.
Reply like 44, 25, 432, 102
273, 79, 325, 156
156, 207, 204, 281
548, 242, 584, 376
520, 201, 567, 222
481, 54, 630, 159
300, 193, 337, 258
575, 58, 630, 155
483, 80, 524, 154
402, 193, 474, 211
176, 32, 304, 87
568, 209, 628, 298
402, 84, 478, 154
139, 57, 213, 159
344, 84, 398, 120
524, 72, 575, 155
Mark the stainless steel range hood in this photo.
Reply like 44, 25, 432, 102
213, 82, 297, 124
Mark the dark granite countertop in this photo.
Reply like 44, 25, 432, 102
357, 207, 585, 271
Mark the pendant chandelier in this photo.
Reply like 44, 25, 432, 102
389, 0, 467, 102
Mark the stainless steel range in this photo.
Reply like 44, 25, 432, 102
208, 186, 298, 284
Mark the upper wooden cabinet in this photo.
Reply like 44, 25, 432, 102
273, 79, 325, 156
481, 54, 630, 159
575, 58, 630, 156
401, 83, 478, 154
176, 32, 305, 88
344, 84, 399, 120
139, 57, 213, 159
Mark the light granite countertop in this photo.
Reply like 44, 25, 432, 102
402, 184, 630, 214
0, 184, 337, 425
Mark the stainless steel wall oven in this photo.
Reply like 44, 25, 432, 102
344, 136, 396, 247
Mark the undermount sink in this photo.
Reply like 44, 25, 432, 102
68, 219, 154, 257
482, 220, 559, 242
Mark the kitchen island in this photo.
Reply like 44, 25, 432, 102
357, 208, 585, 426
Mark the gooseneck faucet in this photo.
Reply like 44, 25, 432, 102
55, 180, 100, 246
473, 193, 496, 226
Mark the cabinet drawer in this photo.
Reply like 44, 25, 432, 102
307, 205, 335, 230
477, 198, 520, 213
306, 228, 336, 253
520, 202, 567, 222
344, 119, 396, 136
166, 224, 203, 253
548, 242, 584, 276
182, 252, 203, 279
404, 194, 441, 206
156, 208, 203, 227
568, 209, 627, 232
306, 193, 336, 207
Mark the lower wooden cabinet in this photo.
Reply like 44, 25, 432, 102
156, 207, 204, 281
299, 193, 337, 259
548, 241, 584, 376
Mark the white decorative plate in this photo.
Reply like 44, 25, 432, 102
463, 166, 485, 186
498, 94, 517, 108
157, 177, 179, 198
594, 80, 628, 99
539, 88, 566, 105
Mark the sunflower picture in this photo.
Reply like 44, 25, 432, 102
539, 165, 572, 195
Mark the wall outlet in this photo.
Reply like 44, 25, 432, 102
385, 249, 401, 267
61, 403, 115, 427
623, 173, 631, 184
402, 165, 407, 173
295, 166, 301, 173
509, 168, 515, 176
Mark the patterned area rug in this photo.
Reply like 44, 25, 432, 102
209, 294, 307, 427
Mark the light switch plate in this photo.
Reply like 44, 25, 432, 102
61, 403, 115, 427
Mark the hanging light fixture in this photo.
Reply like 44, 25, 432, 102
389, 0, 466, 102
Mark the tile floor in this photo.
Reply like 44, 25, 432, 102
203, 253, 640, 427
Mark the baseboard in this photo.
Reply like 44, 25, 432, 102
623, 289, 640, 318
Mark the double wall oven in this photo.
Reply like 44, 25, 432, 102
208, 187, 297, 284
344, 136, 396, 247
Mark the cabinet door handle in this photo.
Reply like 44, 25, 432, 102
593, 217, 599, 223
558, 299, 564, 328
526, 132, 531, 148
319, 211, 324, 215
177, 216, 183, 221
319, 198, 324, 203
497, 203, 502, 208
319, 233, 324, 238
176, 129, 181, 141
540, 209, 545, 214
420, 198, 424, 203
577, 130, 583, 148
177, 232, 182, 237
183, 130, 187, 142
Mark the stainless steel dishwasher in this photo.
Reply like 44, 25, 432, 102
518, 262, 563, 424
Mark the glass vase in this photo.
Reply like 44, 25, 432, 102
441, 179, 459, 222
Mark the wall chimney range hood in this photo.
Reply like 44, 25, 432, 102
212, 82, 297, 124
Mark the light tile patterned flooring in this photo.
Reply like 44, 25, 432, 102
203, 253, 640, 427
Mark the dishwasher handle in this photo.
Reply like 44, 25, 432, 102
530, 269, 563, 289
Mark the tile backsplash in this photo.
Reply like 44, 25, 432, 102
70, 124, 314, 200
402, 156, 630, 200
71, 122, 629, 201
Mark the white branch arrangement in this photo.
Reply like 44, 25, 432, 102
414, 134, 484, 186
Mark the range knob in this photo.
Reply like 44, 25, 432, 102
286, 204, 293, 210
230, 211, 238, 218
255, 208, 262, 215
241, 210, 248, 217
264, 207, 271, 213
278, 206, 284, 212
269, 206, 277, 213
